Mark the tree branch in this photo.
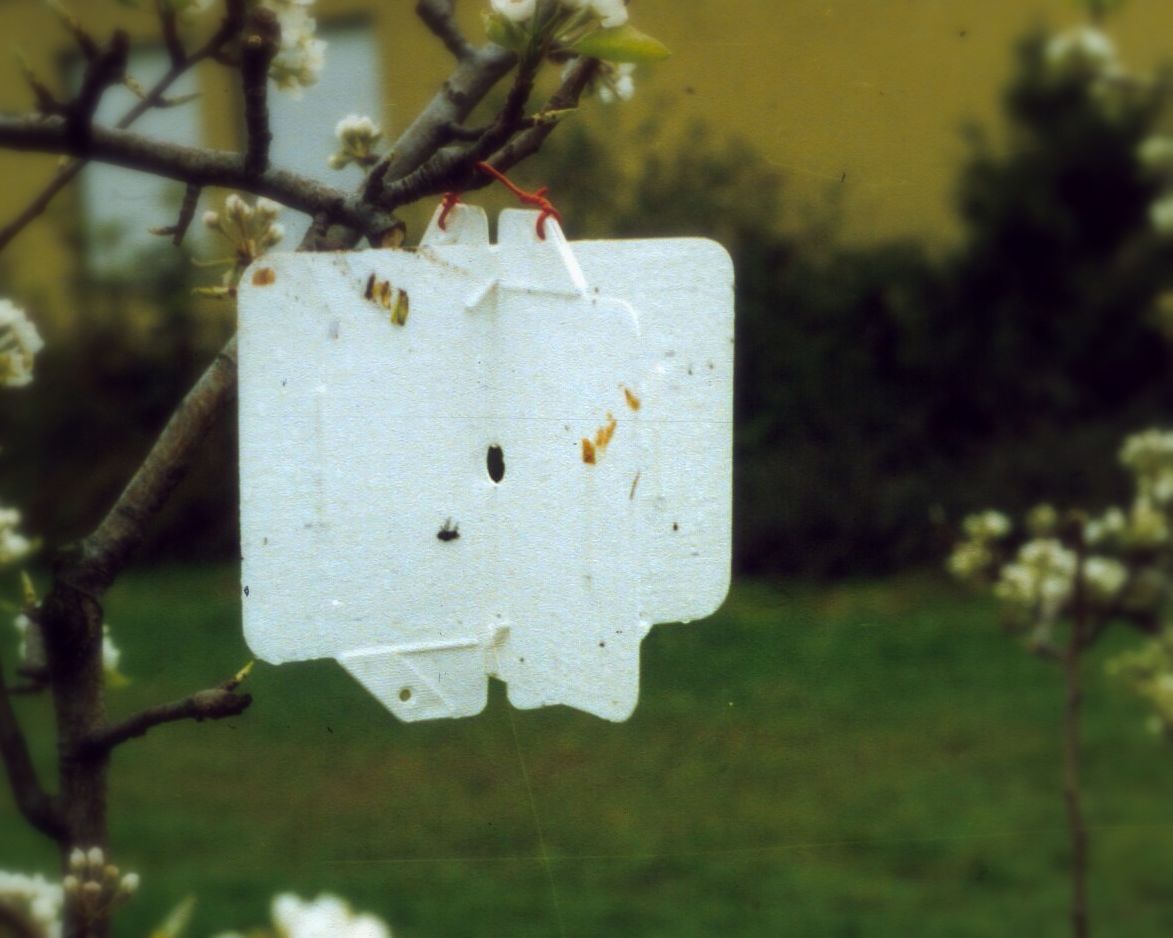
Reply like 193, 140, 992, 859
150, 182, 201, 246
482, 56, 601, 173
378, 57, 540, 209
366, 45, 516, 201
0, 0, 247, 254
81, 682, 252, 757
0, 649, 65, 842
379, 55, 598, 209
69, 339, 238, 596
67, 31, 130, 153
0, 117, 399, 243
155, 0, 186, 69
240, 8, 279, 178
416, 0, 475, 62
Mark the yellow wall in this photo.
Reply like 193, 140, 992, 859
1, 0, 1172, 319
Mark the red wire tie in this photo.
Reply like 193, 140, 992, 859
476, 161, 563, 240
437, 190, 463, 231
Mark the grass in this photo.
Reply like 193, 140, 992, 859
3, 565, 1173, 936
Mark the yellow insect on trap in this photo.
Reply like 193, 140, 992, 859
236, 202, 734, 722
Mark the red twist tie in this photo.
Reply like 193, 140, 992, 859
475, 162, 563, 240
437, 190, 463, 231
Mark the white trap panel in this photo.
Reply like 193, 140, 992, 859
237, 205, 734, 722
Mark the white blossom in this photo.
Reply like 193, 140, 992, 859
1085, 506, 1126, 546
946, 539, 992, 583
204, 195, 285, 263
0, 506, 32, 565
0, 299, 44, 388
263, 0, 326, 94
962, 509, 1011, 542
0, 870, 64, 938
1126, 495, 1169, 549
271, 893, 393, 938
994, 538, 1077, 610
1025, 503, 1058, 536
564, 0, 629, 28
101, 624, 123, 678
1084, 556, 1128, 602
1140, 136, 1173, 174
329, 115, 383, 170
598, 62, 636, 103
1151, 194, 1173, 235
491, 0, 536, 22
1121, 429, 1173, 504
1045, 26, 1117, 76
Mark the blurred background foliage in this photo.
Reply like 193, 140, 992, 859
3, 30, 1172, 578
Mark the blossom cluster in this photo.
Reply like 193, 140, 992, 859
166, 0, 325, 92
263, 0, 327, 94
199, 195, 285, 297
1044, 25, 1118, 76
0, 506, 32, 565
1108, 630, 1173, 738
491, 0, 628, 29
214, 893, 393, 938
948, 427, 1173, 733
0, 299, 44, 388
328, 115, 383, 171
485, 0, 668, 106
63, 848, 139, 927
0, 870, 63, 938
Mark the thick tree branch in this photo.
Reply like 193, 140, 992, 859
73, 338, 238, 596
81, 683, 252, 757
379, 56, 598, 209
378, 58, 540, 208
483, 56, 601, 173
416, 0, 475, 62
0, 650, 65, 842
367, 45, 516, 200
241, 8, 279, 178
0, 117, 399, 242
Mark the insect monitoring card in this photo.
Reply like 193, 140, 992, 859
237, 205, 734, 722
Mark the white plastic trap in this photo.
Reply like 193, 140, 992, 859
237, 204, 734, 722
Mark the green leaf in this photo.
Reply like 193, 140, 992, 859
151, 896, 196, 938
571, 24, 671, 63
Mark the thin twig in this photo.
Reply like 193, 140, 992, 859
67, 30, 130, 153
240, 7, 280, 178
155, 0, 186, 68
482, 57, 600, 174
150, 182, 202, 246
81, 679, 252, 756
416, 0, 475, 61
1063, 524, 1091, 938
0, 648, 65, 842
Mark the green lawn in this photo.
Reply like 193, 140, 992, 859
3, 566, 1173, 937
